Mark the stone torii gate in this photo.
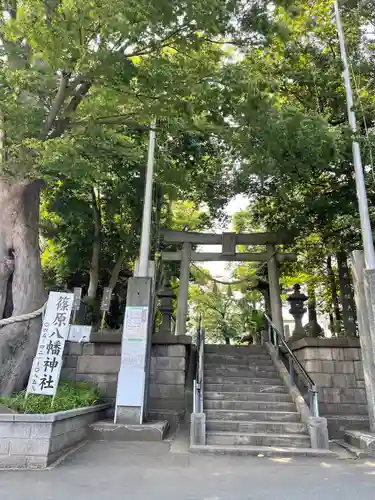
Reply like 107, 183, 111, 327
160, 229, 296, 337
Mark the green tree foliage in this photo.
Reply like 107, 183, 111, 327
188, 265, 265, 343
2, 0, 290, 392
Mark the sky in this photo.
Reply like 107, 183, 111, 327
199, 194, 249, 279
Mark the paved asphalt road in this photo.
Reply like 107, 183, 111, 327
1, 441, 375, 500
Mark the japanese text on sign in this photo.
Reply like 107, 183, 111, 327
27, 292, 74, 397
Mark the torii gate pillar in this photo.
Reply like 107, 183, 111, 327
267, 245, 284, 337
176, 242, 191, 335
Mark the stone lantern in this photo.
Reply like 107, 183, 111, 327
287, 284, 308, 341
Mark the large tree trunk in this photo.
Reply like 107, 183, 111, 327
0, 180, 44, 394
108, 247, 127, 291
336, 251, 357, 337
87, 188, 101, 300
327, 255, 341, 334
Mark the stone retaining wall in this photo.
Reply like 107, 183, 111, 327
0, 404, 108, 469
289, 338, 369, 437
62, 335, 191, 421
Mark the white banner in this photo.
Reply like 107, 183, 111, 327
115, 306, 149, 413
27, 292, 74, 397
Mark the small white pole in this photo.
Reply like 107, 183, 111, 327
138, 118, 157, 277
334, 0, 375, 269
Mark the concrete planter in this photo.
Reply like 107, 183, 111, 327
0, 403, 109, 469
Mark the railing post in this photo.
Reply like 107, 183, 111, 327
274, 329, 279, 358
312, 384, 319, 417
289, 355, 294, 386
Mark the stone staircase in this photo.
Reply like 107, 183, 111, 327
203, 344, 311, 451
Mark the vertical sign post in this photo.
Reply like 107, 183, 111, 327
72, 287, 82, 325
100, 287, 112, 333
115, 278, 152, 424
26, 292, 74, 398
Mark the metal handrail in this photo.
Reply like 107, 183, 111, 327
264, 313, 319, 417
193, 314, 204, 413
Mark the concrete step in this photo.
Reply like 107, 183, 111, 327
205, 358, 275, 367
333, 439, 370, 458
206, 420, 307, 434
205, 383, 288, 394
204, 391, 293, 403
344, 430, 375, 457
204, 368, 279, 378
87, 420, 169, 442
204, 376, 282, 385
205, 409, 301, 422
190, 444, 335, 458
204, 400, 296, 412
207, 431, 311, 448
205, 352, 271, 360
205, 346, 267, 355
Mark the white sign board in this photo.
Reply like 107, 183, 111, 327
115, 306, 149, 415
68, 325, 91, 343
27, 292, 74, 397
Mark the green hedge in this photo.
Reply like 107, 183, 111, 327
0, 380, 100, 414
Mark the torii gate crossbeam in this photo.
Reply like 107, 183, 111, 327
160, 230, 296, 338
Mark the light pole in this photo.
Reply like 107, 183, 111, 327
334, 0, 375, 269
138, 118, 157, 277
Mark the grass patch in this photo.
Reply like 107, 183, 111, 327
0, 380, 100, 414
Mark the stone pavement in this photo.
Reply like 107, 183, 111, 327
1, 440, 375, 500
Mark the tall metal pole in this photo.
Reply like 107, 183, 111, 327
334, 0, 375, 269
138, 118, 157, 277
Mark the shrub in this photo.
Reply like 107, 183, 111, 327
0, 380, 100, 414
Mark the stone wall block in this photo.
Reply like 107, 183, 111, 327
97, 381, 117, 398
60, 368, 76, 381
331, 349, 345, 361
150, 358, 156, 376
10, 438, 50, 456
0, 422, 30, 439
82, 343, 105, 355
354, 361, 364, 380
298, 348, 333, 361
332, 374, 357, 388
103, 344, 121, 356
66, 343, 83, 356
310, 373, 332, 387
75, 373, 118, 385
344, 348, 361, 361
155, 357, 186, 370
339, 403, 368, 415
321, 361, 335, 373
149, 398, 185, 411
339, 389, 355, 402
354, 389, 368, 404
0, 439, 10, 454
319, 402, 337, 414
0, 455, 27, 468
334, 361, 355, 374
152, 345, 186, 357
77, 355, 120, 374
29, 423, 52, 439
152, 345, 168, 357
63, 355, 78, 369
319, 388, 341, 403
304, 360, 322, 372
26, 456, 48, 468
155, 370, 185, 385
149, 384, 185, 400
